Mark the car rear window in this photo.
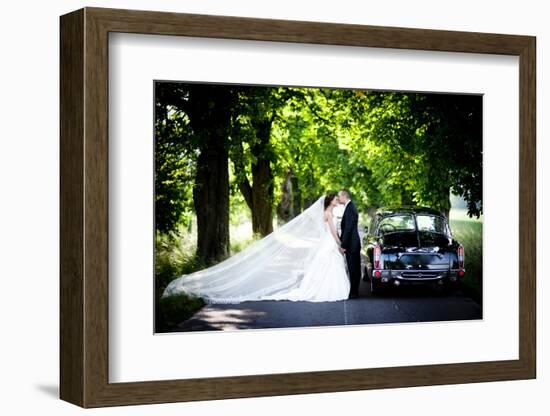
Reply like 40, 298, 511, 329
377, 214, 415, 235
416, 215, 450, 236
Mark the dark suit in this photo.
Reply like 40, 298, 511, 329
340, 201, 361, 297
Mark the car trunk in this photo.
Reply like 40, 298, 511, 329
382, 231, 453, 271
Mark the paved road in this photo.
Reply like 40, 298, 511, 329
173, 279, 482, 332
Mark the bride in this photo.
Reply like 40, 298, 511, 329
161, 192, 351, 303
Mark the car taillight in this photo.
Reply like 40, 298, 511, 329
373, 245, 381, 269
457, 245, 465, 269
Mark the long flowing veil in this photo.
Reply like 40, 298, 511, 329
161, 195, 327, 304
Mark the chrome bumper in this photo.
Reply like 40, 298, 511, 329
376, 269, 463, 282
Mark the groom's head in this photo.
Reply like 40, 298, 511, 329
338, 189, 352, 204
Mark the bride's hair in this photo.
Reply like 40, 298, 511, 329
324, 192, 338, 210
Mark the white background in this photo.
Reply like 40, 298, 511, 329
109, 33, 518, 382
0, 0, 546, 415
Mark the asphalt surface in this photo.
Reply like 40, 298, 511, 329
173, 278, 482, 332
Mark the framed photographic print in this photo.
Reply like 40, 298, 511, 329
60, 7, 536, 408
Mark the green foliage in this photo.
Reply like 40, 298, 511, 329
450, 214, 483, 304
154, 228, 206, 331
271, 88, 372, 211
155, 228, 205, 286
421, 94, 483, 217
154, 84, 197, 233
230, 233, 261, 254
156, 83, 482, 228
157, 293, 205, 332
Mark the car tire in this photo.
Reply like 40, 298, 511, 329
370, 277, 381, 295
363, 264, 371, 282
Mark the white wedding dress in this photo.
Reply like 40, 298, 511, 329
161, 195, 351, 303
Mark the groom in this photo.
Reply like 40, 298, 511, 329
338, 189, 362, 299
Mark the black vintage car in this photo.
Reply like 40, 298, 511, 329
363, 206, 465, 294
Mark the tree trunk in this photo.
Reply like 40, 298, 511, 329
188, 86, 233, 264
442, 192, 451, 219
276, 170, 294, 224
291, 175, 302, 215
251, 163, 274, 235
436, 188, 452, 219
238, 119, 275, 237
401, 189, 414, 206
193, 149, 230, 264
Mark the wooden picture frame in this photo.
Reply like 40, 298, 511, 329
60, 7, 536, 408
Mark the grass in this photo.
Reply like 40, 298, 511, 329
449, 208, 483, 305
155, 221, 260, 332
155, 228, 206, 332
157, 292, 206, 332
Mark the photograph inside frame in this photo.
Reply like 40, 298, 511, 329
154, 81, 483, 333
